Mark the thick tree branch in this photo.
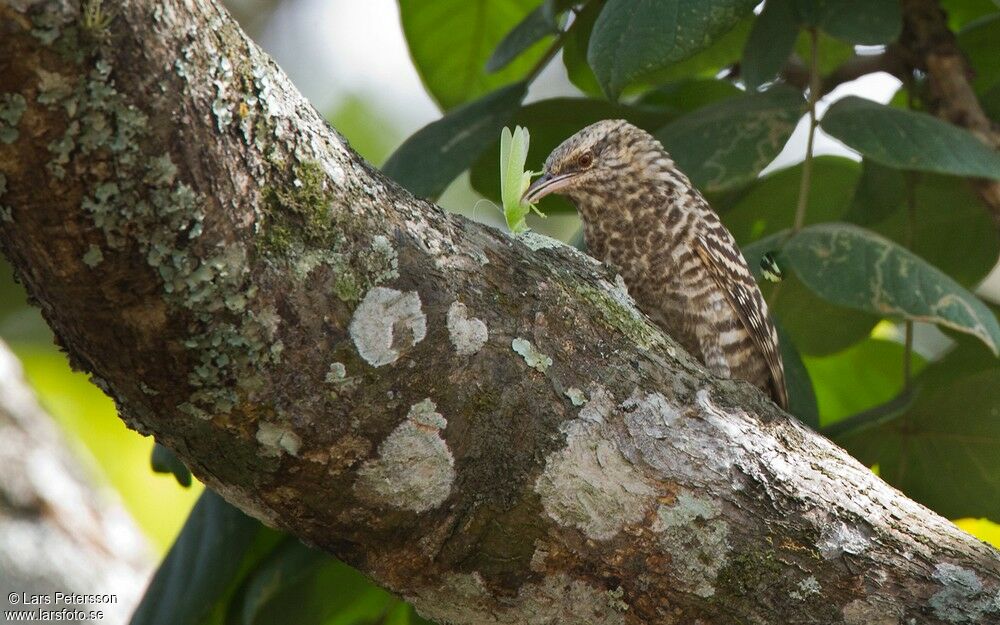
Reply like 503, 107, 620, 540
1, 1, 999, 623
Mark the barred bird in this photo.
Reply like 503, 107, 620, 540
523, 120, 788, 408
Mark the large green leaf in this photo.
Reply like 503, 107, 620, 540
398, 0, 548, 109
130, 491, 279, 625
804, 338, 925, 425
820, 96, 1000, 180
383, 83, 527, 199
793, 0, 902, 44
793, 29, 855, 74
486, 2, 561, 73
587, 0, 758, 99
865, 174, 1000, 287
469, 97, 673, 213
783, 223, 1000, 354
940, 0, 1000, 30
655, 86, 804, 192
838, 360, 1000, 520
742, 0, 800, 90
241, 545, 408, 625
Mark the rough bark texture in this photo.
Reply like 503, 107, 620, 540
1, 1, 999, 624
0, 341, 150, 624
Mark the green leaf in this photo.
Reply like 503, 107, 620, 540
820, 96, 1000, 180
793, 29, 855, 74
843, 159, 906, 226
776, 322, 819, 427
131, 490, 279, 625
958, 13, 1000, 93
561, 0, 604, 96
783, 223, 1000, 354
469, 97, 672, 213
655, 86, 804, 192
837, 364, 1000, 520
151, 442, 192, 488
241, 552, 402, 625
383, 83, 527, 199
637, 78, 743, 113
587, 0, 758, 99
398, 0, 548, 109
940, 0, 1000, 30
805, 338, 925, 425
233, 538, 328, 625
487, 2, 561, 73
863, 173, 1000, 287
742, 0, 800, 90
793, 0, 902, 44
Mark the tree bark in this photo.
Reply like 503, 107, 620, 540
0, 341, 150, 624
1, 1, 999, 623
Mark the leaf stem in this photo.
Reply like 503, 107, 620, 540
792, 28, 820, 234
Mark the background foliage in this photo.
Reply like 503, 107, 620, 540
3, 1, 999, 623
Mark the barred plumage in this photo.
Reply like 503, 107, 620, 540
524, 120, 788, 409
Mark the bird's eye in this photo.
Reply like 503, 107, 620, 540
577, 151, 594, 169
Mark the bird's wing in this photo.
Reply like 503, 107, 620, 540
694, 231, 788, 409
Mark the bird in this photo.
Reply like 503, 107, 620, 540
522, 120, 788, 409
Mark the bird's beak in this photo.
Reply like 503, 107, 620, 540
522, 172, 577, 204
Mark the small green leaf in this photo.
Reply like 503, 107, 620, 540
469, 97, 673, 214
793, 0, 902, 44
783, 223, 1000, 354
151, 442, 192, 488
655, 86, 804, 192
130, 491, 278, 625
499, 125, 540, 233
487, 2, 561, 73
382, 83, 527, 199
742, 0, 800, 90
820, 96, 1000, 180
587, 0, 758, 99
398, 0, 549, 109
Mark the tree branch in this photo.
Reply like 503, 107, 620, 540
1, 1, 999, 623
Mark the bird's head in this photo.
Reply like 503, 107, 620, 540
522, 119, 670, 205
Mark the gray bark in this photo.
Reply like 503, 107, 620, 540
0, 341, 150, 624
0, 1, 998, 623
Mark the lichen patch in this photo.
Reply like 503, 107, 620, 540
256, 421, 302, 457
447, 301, 488, 356
817, 521, 870, 559
930, 562, 1000, 623
354, 399, 455, 513
511, 338, 552, 373
652, 491, 729, 598
349, 287, 426, 367
535, 416, 656, 541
